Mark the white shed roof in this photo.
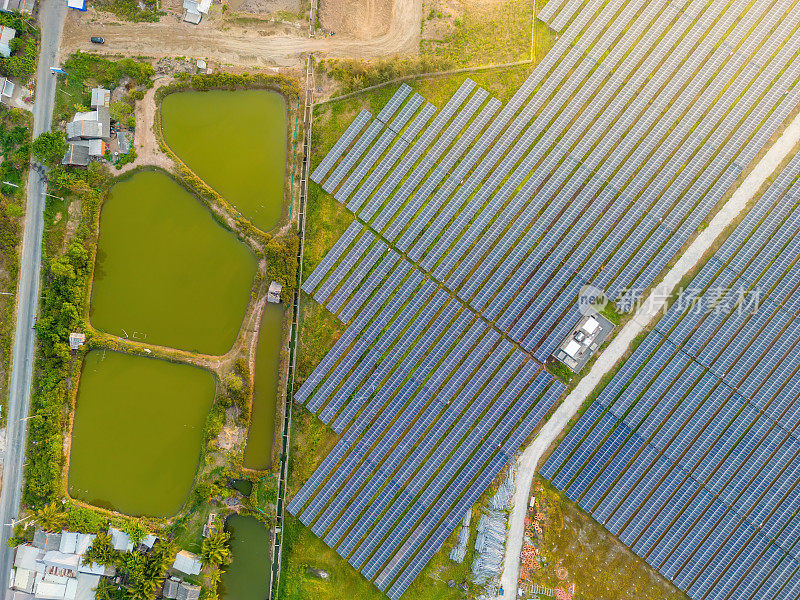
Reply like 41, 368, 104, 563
108, 528, 133, 552
58, 532, 77, 555
564, 339, 582, 359
582, 316, 600, 335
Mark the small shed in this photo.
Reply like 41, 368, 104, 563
0, 26, 16, 58
109, 528, 133, 552
140, 534, 157, 549
267, 281, 282, 303
162, 577, 180, 599
117, 131, 131, 155
176, 583, 201, 600
202, 513, 218, 538
62, 143, 90, 168
90, 88, 110, 109
66, 0, 87, 9
172, 550, 202, 576
68, 333, 86, 350
0, 77, 14, 99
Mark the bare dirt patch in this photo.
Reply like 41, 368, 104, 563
319, 0, 393, 39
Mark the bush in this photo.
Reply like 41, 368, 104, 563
63, 52, 155, 88
31, 131, 68, 166
0, 37, 37, 80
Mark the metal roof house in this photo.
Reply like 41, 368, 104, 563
108, 528, 133, 552
176, 582, 201, 600
90, 87, 110, 109
183, 0, 211, 23
117, 131, 131, 155
0, 26, 15, 58
172, 550, 202, 576
68, 333, 85, 350
62, 143, 90, 168
162, 577, 181, 599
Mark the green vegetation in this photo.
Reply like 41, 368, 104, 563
527, 477, 689, 600
0, 12, 38, 81
320, 56, 455, 95
55, 52, 154, 124
32, 131, 68, 165
86, 534, 177, 599
95, 0, 160, 22
421, 0, 553, 67
0, 106, 31, 424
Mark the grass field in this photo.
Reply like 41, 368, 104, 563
421, 0, 554, 67
524, 477, 689, 600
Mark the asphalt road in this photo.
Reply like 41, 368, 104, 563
0, 0, 66, 595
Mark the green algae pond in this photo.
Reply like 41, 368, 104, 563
68, 350, 215, 517
243, 303, 285, 470
90, 170, 256, 355
220, 514, 270, 600
161, 89, 288, 232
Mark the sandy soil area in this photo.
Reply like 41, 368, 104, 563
60, 0, 422, 66
319, 0, 392, 39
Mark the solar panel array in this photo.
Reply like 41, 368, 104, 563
542, 148, 800, 600
289, 0, 800, 595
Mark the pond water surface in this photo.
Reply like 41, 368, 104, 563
243, 302, 284, 470
68, 350, 215, 516
220, 514, 270, 600
161, 89, 287, 232
90, 170, 256, 355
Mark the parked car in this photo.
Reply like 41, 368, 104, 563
90, 36, 104, 44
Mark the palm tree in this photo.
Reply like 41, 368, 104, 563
37, 503, 63, 532
121, 520, 148, 546
93, 579, 117, 600
84, 531, 115, 567
201, 530, 232, 566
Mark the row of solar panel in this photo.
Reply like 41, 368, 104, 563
544, 149, 800, 600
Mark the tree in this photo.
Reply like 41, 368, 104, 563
37, 502, 63, 532
201, 530, 231, 566
121, 519, 148, 545
31, 131, 68, 166
84, 531, 115, 566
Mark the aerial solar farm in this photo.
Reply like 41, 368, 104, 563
289, 0, 800, 598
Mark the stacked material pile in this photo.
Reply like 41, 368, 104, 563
449, 510, 472, 563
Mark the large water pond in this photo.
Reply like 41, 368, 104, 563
220, 514, 270, 600
243, 303, 284, 470
161, 90, 287, 232
90, 170, 256, 355
68, 350, 215, 517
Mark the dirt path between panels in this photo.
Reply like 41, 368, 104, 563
61, 0, 422, 67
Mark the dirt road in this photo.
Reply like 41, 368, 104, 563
62, 0, 421, 67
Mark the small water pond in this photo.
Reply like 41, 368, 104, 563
90, 170, 256, 355
161, 89, 288, 232
220, 514, 270, 600
68, 350, 215, 517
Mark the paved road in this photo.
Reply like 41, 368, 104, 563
497, 110, 800, 598
0, 0, 66, 595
